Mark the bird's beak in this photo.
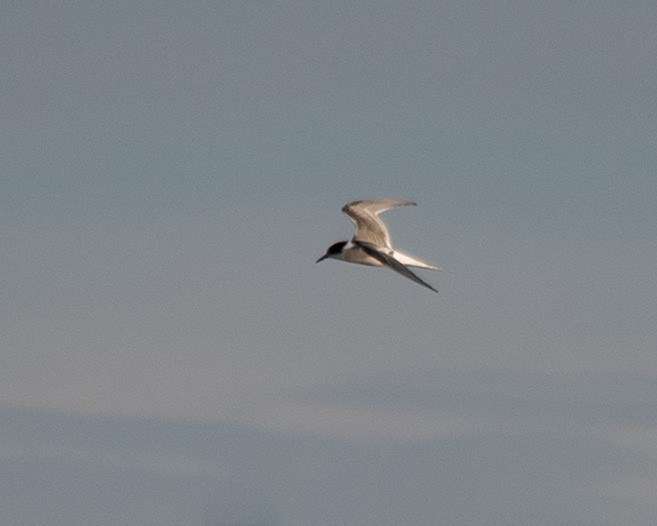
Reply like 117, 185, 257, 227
316, 254, 328, 263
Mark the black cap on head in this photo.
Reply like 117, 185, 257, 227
327, 241, 347, 255
316, 241, 347, 263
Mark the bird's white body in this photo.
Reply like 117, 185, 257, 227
335, 241, 438, 270
317, 199, 441, 293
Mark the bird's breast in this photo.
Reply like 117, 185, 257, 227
341, 246, 384, 267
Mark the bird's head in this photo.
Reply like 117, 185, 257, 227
316, 241, 347, 263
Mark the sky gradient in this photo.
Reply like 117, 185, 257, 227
2, 1, 657, 525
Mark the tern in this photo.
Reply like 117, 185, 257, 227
316, 199, 440, 293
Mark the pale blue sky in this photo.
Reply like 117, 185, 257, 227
2, 1, 657, 525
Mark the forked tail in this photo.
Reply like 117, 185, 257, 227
392, 250, 442, 271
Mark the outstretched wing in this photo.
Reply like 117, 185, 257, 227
354, 241, 438, 293
342, 199, 415, 248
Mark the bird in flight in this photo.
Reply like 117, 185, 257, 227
316, 199, 440, 293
